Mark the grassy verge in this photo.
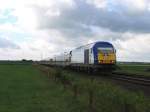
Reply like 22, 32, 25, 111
37, 65, 150, 112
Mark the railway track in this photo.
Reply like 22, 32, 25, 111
110, 72, 150, 86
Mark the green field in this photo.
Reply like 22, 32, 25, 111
0, 63, 149, 112
116, 63, 150, 76
0, 64, 75, 112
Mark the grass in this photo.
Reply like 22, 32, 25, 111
0, 61, 32, 65
0, 63, 149, 112
116, 63, 150, 76
0, 64, 76, 112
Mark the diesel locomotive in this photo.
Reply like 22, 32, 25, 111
43, 41, 116, 71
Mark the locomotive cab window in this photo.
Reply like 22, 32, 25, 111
97, 48, 114, 53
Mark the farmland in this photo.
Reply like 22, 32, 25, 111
0, 63, 149, 112
0, 64, 74, 112
116, 63, 150, 77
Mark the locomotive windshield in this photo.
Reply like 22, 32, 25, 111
98, 47, 114, 53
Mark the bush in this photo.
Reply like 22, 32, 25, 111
61, 74, 73, 89
54, 68, 62, 81
71, 79, 83, 99
82, 79, 99, 111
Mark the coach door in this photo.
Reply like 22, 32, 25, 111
84, 49, 89, 64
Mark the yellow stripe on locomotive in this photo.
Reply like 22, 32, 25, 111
98, 48, 116, 64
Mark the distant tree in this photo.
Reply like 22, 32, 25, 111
21, 59, 33, 63
22, 59, 27, 62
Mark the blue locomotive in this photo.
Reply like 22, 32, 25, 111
48, 41, 116, 71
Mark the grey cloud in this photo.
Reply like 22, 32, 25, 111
34, 0, 150, 38
32, 0, 150, 62
0, 38, 20, 49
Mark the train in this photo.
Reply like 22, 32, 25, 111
41, 41, 116, 72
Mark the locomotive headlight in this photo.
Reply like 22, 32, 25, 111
111, 60, 114, 63
99, 60, 102, 63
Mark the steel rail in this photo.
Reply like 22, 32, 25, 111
111, 73, 150, 86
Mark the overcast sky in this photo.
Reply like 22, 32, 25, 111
0, 0, 150, 62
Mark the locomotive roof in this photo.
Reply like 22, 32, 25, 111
75, 41, 113, 50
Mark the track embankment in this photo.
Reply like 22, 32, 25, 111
111, 72, 150, 86
101, 72, 150, 97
